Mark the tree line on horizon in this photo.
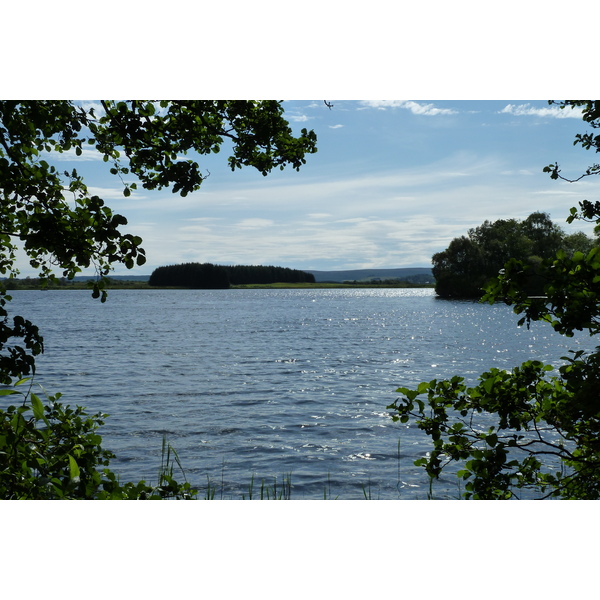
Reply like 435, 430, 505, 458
148, 262, 316, 288
432, 211, 598, 298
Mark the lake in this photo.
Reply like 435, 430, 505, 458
7, 288, 597, 499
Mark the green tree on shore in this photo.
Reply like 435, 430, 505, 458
389, 101, 600, 499
0, 100, 317, 498
432, 211, 595, 299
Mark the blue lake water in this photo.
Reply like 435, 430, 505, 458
7, 288, 597, 499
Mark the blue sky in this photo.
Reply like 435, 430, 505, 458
26, 99, 600, 277
8, 3, 600, 278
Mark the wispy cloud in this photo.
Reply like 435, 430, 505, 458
179, 224, 213, 234
86, 186, 144, 200
360, 100, 458, 116
329, 124, 344, 129
114, 150, 581, 274
288, 114, 311, 122
44, 147, 106, 162
235, 218, 275, 229
500, 169, 535, 176
499, 103, 583, 119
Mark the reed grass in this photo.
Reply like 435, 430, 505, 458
153, 436, 448, 500
240, 473, 293, 500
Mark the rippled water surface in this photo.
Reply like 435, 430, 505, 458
10, 288, 597, 498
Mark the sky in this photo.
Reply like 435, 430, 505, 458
19, 99, 600, 277
7, 3, 600, 279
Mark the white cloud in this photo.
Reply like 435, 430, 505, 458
179, 225, 212, 234
329, 124, 344, 129
532, 188, 583, 196
186, 217, 222, 223
86, 186, 143, 200
288, 114, 311, 122
236, 218, 275, 229
44, 146, 106, 162
360, 100, 458, 115
500, 103, 583, 119
500, 169, 535, 176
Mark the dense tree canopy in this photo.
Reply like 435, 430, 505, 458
222, 264, 315, 285
148, 262, 315, 288
0, 100, 317, 498
390, 101, 600, 499
432, 211, 596, 298
148, 262, 230, 289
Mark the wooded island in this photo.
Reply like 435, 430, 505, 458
148, 262, 316, 288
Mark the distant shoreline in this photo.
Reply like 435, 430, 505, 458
5, 281, 435, 291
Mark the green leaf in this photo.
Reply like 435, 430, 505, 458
417, 381, 430, 394
485, 433, 498, 447
0, 389, 19, 396
31, 393, 45, 421
68, 455, 80, 481
404, 389, 419, 401
482, 377, 495, 394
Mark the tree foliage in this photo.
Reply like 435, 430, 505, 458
432, 211, 595, 299
389, 101, 600, 499
149, 262, 231, 289
223, 264, 316, 285
0, 100, 317, 498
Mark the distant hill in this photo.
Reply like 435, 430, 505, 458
304, 267, 434, 283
